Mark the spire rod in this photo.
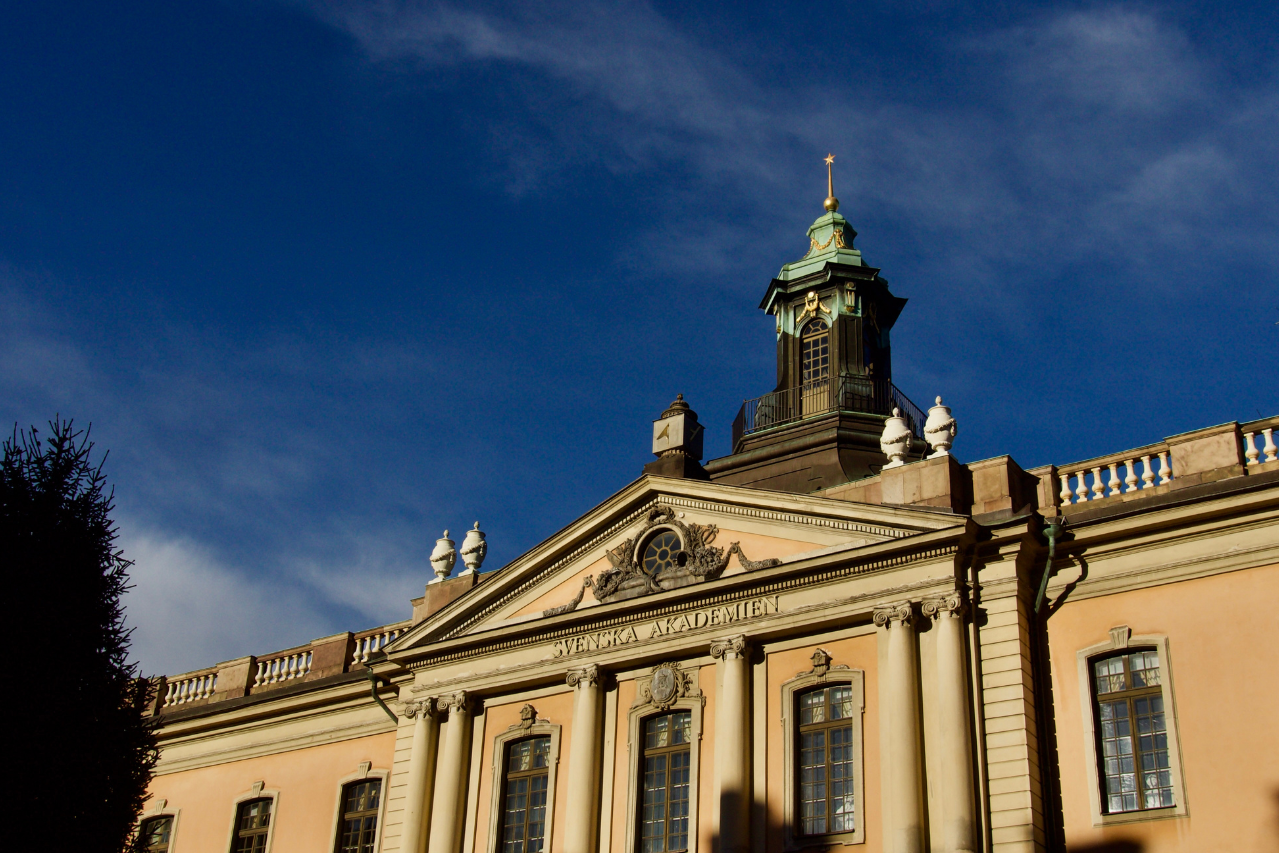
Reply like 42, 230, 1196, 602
823, 153, 839, 212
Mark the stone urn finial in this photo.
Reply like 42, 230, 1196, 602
879, 407, 912, 469
924, 395, 957, 458
459, 521, 487, 576
429, 530, 456, 584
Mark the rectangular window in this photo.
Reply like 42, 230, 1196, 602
232, 799, 272, 853
336, 780, 381, 853
501, 736, 551, 853
1092, 650, 1174, 814
640, 711, 692, 853
797, 685, 856, 836
141, 816, 173, 853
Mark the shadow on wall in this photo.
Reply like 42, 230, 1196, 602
1065, 842, 1142, 853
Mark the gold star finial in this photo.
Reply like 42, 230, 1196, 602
823, 153, 839, 212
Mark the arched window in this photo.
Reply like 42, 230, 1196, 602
638, 711, 693, 853
796, 684, 857, 836
140, 816, 173, 853
500, 736, 552, 853
641, 531, 682, 578
232, 798, 272, 853
335, 779, 381, 853
800, 319, 831, 385
1090, 649, 1174, 814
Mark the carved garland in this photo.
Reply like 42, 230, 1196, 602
543, 507, 781, 616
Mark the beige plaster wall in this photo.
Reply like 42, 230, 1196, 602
471, 691, 577, 853
764, 636, 882, 853
146, 731, 395, 853
1048, 562, 1279, 853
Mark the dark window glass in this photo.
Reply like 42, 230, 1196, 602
501, 736, 552, 853
642, 532, 682, 578
141, 816, 173, 853
336, 779, 381, 853
1092, 650, 1174, 814
797, 684, 856, 836
639, 711, 692, 853
232, 799, 272, 853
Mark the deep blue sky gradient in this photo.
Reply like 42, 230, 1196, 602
3, 0, 1276, 674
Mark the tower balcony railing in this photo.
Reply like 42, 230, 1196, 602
731, 375, 926, 451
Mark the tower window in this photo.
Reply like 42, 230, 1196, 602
335, 779, 381, 853
800, 320, 831, 384
796, 684, 857, 835
639, 711, 693, 853
642, 531, 682, 578
1091, 649, 1174, 814
232, 799, 272, 853
501, 736, 552, 853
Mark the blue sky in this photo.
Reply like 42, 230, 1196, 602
2, 1, 1276, 676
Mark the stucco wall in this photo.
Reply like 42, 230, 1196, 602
146, 731, 395, 853
1048, 562, 1279, 853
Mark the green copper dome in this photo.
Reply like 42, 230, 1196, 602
776, 210, 864, 281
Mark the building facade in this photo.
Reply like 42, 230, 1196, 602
140, 186, 1279, 853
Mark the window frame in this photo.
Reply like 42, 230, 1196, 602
486, 715, 562, 853
329, 763, 390, 853
637, 710, 696, 853
780, 654, 865, 849
224, 782, 280, 853
624, 666, 704, 853
137, 798, 179, 853
1075, 628, 1188, 826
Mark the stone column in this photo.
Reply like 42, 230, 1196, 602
711, 635, 750, 853
875, 602, 925, 853
399, 698, 440, 853
427, 691, 472, 853
564, 665, 604, 853
923, 593, 977, 853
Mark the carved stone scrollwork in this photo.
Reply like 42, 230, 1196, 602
516, 703, 539, 730
636, 661, 699, 711
872, 601, 915, 628
921, 592, 965, 621
728, 542, 782, 571
401, 697, 435, 719
799, 648, 851, 682
566, 664, 602, 689
709, 635, 748, 661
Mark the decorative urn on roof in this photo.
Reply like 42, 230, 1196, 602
429, 530, 456, 584
879, 408, 912, 469
459, 521, 487, 576
924, 396, 957, 458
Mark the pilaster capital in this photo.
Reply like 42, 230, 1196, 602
566, 664, 603, 689
709, 635, 748, 661
401, 697, 436, 720
921, 592, 966, 621
872, 601, 915, 628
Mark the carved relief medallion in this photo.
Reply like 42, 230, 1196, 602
650, 666, 679, 706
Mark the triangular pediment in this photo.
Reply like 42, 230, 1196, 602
387, 475, 961, 655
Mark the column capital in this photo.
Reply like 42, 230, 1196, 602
401, 697, 436, 719
567, 664, 603, 688
873, 601, 915, 628
921, 591, 966, 621
709, 635, 748, 661
441, 690, 470, 715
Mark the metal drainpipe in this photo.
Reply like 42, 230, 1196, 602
365, 666, 399, 724
1031, 515, 1067, 850
1034, 517, 1065, 616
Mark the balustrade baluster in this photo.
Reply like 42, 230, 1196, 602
1141, 455, 1155, 488
1107, 463, 1121, 496
1090, 467, 1105, 500
1124, 459, 1138, 492
1075, 471, 1089, 503
1158, 450, 1172, 484
1059, 472, 1073, 505
1263, 428, 1278, 463
1244, 432, 1260, 466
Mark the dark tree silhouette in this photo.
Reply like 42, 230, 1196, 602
2, 419, 157, 852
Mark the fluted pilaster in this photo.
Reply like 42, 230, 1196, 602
565, 665, 604, 853
711, 635, 750, 853
874, 602, 925, 853
923, 593, 977, 853
427, 692, 472, 853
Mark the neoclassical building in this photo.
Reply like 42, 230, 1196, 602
140, 175, 1279, 853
